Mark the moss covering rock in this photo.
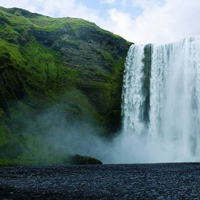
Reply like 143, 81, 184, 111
0, 6, 132, 165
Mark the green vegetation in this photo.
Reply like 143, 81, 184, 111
0, 6, 131, 165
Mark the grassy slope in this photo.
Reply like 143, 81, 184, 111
0, 7, 131, 165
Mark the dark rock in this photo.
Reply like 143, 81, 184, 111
68, 154, 102, 165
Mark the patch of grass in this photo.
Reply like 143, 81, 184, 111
0, 38, 25, 66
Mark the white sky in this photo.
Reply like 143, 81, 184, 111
0, 0, 200, 44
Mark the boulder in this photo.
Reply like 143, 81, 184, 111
69, 154, 102, 165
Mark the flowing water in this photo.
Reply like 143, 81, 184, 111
122, 36, 200, 162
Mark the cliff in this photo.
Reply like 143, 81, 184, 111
0, 7, 132, 164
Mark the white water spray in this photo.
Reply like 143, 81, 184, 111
122, 36, 200, 162
122, 44, 146, 134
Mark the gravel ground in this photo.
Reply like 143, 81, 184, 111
0, 163, 200, 200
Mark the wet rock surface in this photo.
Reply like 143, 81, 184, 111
0, 163, 200, 200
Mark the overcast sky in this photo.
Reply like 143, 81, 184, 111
1, 0, 200, 44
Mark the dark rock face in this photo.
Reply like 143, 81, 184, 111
0, 6, 132, 164
32, 25, 131, 128
142, 44, 152, 123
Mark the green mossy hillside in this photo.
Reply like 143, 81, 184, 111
0, 6, 132, 165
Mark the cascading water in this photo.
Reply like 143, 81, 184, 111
122, 44, 146, 135
122, 36, 200, 162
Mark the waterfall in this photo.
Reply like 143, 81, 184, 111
122, 44, 146, 134
122, 36, 200, 162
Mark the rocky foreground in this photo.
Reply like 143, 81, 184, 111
0, 163, 200, 200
